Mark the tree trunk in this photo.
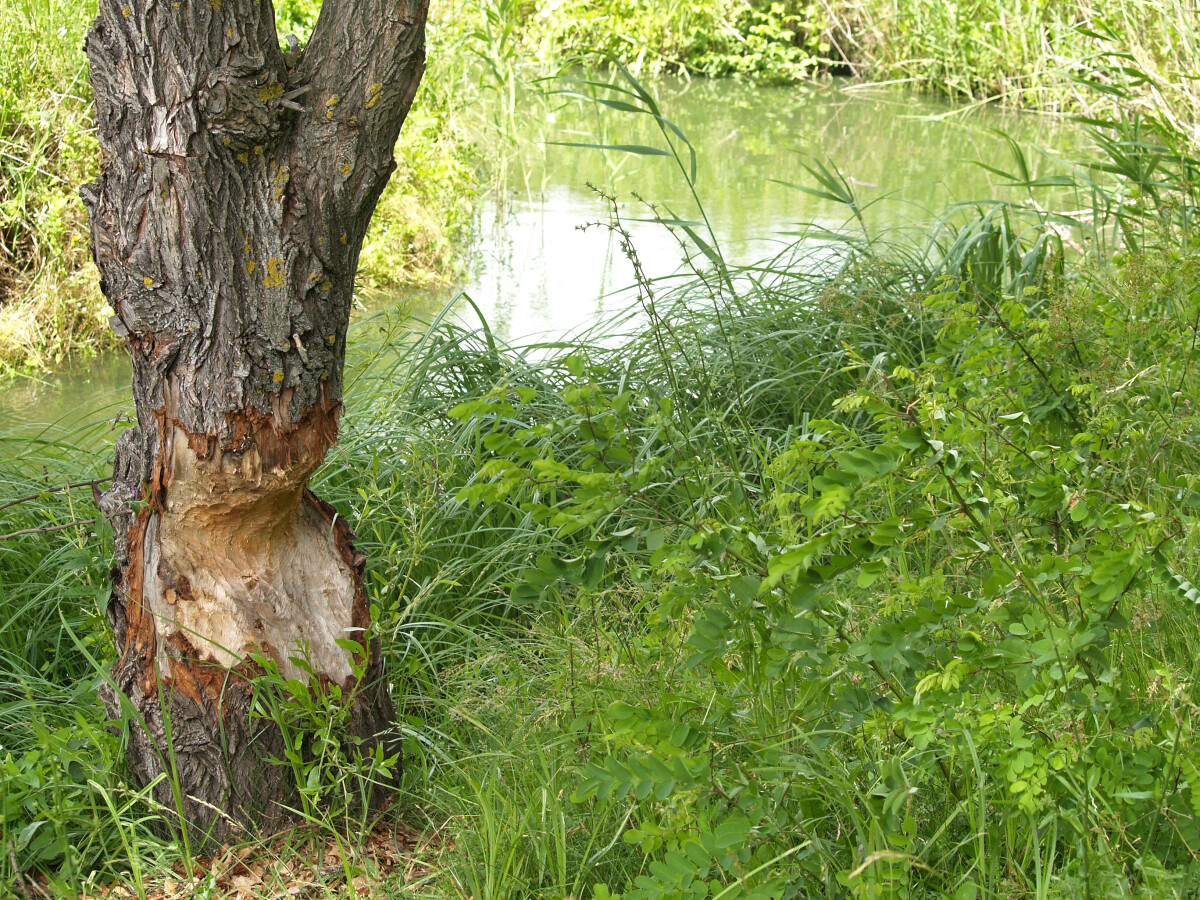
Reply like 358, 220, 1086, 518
82, 0, 429, 844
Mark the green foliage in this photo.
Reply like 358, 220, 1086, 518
357, 99, 478, 290
0, 0, 110, 371
519, 0, 834, 83
699, 1, 833, 83
248, 642, 401, 834
833, 0, 1200, 118
444, 103, 1200, 895
0, 447, 170, 896
0, 713, 153, 891
273, 0, 320, 46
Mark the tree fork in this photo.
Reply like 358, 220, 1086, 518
83, 0, 429, 842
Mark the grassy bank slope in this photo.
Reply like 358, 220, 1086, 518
831, 0, 1200, 115
487, 0, 1199, 120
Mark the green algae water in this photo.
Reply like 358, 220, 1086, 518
453, 76, 1079, 340
0, 76, 1080, 440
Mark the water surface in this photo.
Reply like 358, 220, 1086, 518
0, 76, 1080, 439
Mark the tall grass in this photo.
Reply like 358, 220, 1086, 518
0, 419, 174, 895
262, 80, 1196, 896
0, 0, 109, 371
823, 0, 1200, 122
403, 150, 1200, 900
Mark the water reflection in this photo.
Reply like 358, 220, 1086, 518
0, 76, 1080, 437
455, 76, 1079, 341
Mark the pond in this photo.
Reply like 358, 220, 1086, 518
0, 75, 1080, 441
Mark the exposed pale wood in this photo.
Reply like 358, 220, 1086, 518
84, 0, 428, 843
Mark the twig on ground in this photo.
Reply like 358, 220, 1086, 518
0, 519, 95, 541
9, 849, 33, 900
0, 478, 110, 512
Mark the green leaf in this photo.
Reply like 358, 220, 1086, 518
646, 528, 666, 552
857, 558, 889, 587
803, 485, 851, 522
545, 140, 673, 157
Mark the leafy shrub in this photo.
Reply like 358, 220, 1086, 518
0, 715, 142, 886
447, 117, 1200, 895
489, 0, 839, 82
698, 1, 833, 82
248, 640, 401, 832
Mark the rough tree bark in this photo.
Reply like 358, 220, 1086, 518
82, 0, 429, 843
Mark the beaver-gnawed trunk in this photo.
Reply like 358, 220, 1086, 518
82, 0, 429, 844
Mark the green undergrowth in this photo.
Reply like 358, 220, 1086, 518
0, 421, 170, 893
831, 0, 1200, 118
304, 73, 1200, 896
793, 0, 1192, 118
362, 93, 1200, 895
0, 0, 108, 373
442, 0, 1200, 118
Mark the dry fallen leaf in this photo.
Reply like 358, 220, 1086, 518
82, 817, 449, 900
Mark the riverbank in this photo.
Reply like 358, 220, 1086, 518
465, 0, 1199, 111
4, 71, 1200, 894
2, 0, 1197, 375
